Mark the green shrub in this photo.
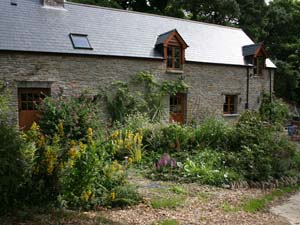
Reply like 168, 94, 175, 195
259, 93, 290, 127
0, 123, 29, 215
142, 123, 166, 153
194, 118, 233, 151
142, 123, 194, 154
161, 124, 193, 152
39, 94, 103, 140
231, 110, 299, 181
24, 122, 140, 209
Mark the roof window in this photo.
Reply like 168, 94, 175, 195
69, 34, 92, 50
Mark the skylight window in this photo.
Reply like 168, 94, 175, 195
69, 34, 92, 50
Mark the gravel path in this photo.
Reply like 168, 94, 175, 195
271, 192, 300, 225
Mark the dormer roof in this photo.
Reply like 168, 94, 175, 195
242, 43, 268, 58
156, 29, 188, 49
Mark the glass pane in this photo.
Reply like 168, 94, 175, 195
167, 57, 172, 68
28, 93, 33, 101
28, 102, 33, 110
223, 104, 228, 113
70, 34, 92, 49
230, 104, 235, 113
21, 102, 27, 110
174, 57, 181, 68
167, 47, 173, 68
34, 93, 39, 101
21, 93, 27, 101
174, 48, 181, 57
174, 105, 182, 113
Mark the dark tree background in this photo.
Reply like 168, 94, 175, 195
70, 0, 300, 104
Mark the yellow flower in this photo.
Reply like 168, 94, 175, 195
87, 128, 93, 142
38, 135, 45, 148
82, 190, 92, 202
70, 140, 76, 147
111, 192, 116, 201
128, 157, 133, 165
52, 134, 60, 145
79, 142, 87, 153
68, 159, 75, 168
44, 146, 57, 175
58, 120, 64, 137
68, 147, 78, 159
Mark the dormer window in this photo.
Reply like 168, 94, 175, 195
155, 29, 188, 72
242, 42, 268, 76
167, 46, 181, 69
254, 56, 265, 76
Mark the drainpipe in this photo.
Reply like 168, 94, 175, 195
269, 69, 272, 122
245, 64, 253, 109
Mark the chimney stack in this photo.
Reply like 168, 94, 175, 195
43, 0, 64, 8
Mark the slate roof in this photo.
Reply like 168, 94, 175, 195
242, 43, 262, 56
0, 0, 276, 68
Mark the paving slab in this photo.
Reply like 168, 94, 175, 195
271, 192, 300, 225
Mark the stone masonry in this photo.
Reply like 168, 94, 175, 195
0, 51, 274, 125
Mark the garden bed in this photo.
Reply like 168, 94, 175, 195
2, 171, 296, 225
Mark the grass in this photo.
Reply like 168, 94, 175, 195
170, 185, 187, 195
198, 192, 212, 202
242, 186, 296, 213
221, 201, 240, 212
151, 196, 186, 209
151, 219, 180, 225
221, 186, 299, 213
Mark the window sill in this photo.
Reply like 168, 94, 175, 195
166, 69, 184, 74
223, 114, 239, 117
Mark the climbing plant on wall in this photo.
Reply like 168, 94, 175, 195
100, 71, 189, 123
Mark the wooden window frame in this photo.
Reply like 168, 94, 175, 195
167, 46, 182, 70
253, 56, 265, 76
223, 95, 237, 114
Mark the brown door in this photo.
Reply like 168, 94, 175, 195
170, 93, 186, 124
18, 88, 50, 131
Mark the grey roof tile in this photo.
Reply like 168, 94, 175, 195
0, 0, 276, 68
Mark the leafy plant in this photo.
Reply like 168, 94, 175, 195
110, 129, 143, 163
259, 93, 290, 127
194, 118, 233, 151
39, 94, 103, 140
0, 123, 32, 215
101, 71, 189, 123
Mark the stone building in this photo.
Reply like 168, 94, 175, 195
0, 0, 276, 129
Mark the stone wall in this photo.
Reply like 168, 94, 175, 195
0, 51, 274, 125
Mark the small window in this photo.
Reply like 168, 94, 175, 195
69, 34, 92, 49
223, 95, 237, 114
167, 46, 182, 69
254, 56, 265, 76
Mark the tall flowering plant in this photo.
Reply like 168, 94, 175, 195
110, 129, 143, 163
